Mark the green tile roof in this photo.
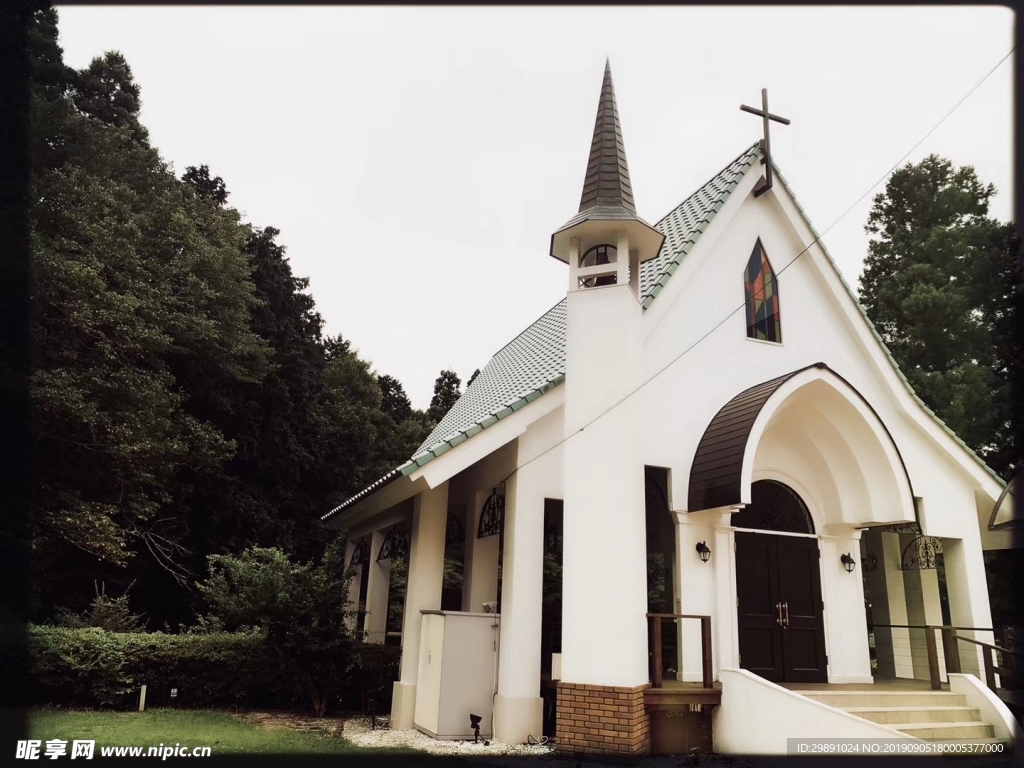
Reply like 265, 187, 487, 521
323, 143, 763, 521
323, 141, 1002, 522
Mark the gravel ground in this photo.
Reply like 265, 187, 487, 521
342, 716, 556, 757
342, 717, 751, 767
240, 712, 750, 767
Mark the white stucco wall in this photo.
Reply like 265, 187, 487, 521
637, 176, 998, 534
713, 669, 920, 755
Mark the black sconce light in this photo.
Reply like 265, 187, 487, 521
696, 541, 711, 563
863, 553, 877, 572
841, 553, 857, 573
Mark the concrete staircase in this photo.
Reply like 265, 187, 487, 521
798, 689, 1009, 745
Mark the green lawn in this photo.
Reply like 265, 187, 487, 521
30, 709, 419, 756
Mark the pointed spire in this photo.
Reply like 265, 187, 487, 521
549, 59, 664, 265
578, 58, 636, 215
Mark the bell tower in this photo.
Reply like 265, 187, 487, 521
550, 59, 664, 294
553, 59, 664, 711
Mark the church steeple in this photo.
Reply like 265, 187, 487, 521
578, 59, 636, 215
550, 60, 664, 296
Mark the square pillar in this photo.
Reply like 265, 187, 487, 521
942, 537, 994, 678
673, 512, 716, 682
863, 531, 913, 678
344, 539, 363, 633
493, 466, 544, 745
821, 528, 872, 683
363, 530, 392, 644
390, 482, 448, 730
712, 522, 739, 673
899, 534, 945, 682
462, 489, 500, 612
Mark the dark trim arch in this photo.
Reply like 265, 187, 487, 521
687, 362, 917, 518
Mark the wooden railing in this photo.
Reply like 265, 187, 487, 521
948, 633, 1022, 693
869, 623, 1022, 693
646, 613, 713, 689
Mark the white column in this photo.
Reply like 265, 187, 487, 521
899, 534, 945, 682
674, 512, 716, 682
493, 463, 545, 744
344, 538, 363, 633
943, 536, 994, 678
363, 530, 392, 644
390, 483, 448, 730
821, 528, 873, 683
864, 531, 913, 679
462, 489, 500, 612
561, 281, 647, 688
712, 522, 739, 674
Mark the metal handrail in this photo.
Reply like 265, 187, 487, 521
646, 613, 713, 690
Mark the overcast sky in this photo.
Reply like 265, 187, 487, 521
56, 6, 1014, 409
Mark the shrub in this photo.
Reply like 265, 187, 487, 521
26, 625, 402, 713
26, 626, 285, 710
343, 643, 401, 714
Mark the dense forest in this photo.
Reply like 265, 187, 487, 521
22, 7, 466, 629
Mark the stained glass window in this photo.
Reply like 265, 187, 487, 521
743, 239, 781, 343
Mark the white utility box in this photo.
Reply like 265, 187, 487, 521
414, 610, 500, 740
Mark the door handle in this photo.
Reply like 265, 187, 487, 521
782, 602, 790, 629
775, 602, 783, 626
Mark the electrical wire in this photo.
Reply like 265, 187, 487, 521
494, 38, 1021, 493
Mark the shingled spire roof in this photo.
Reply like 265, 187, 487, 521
579, 59, 636, 214
550, 59, 661, 260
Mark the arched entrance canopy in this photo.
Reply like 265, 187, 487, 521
687, 363, 916, 525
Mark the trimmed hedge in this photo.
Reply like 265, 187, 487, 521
26, 626, 401, 713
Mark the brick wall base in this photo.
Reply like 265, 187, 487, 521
555, 682, 650, 757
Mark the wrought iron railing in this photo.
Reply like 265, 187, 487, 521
646, 613, 713, 689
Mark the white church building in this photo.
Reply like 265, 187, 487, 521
325, 62, 1020, 756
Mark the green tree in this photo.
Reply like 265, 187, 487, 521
858, 155, 1016, 478
427, 369, 461, 424
196, 541, 354, 716
54, 582, 146, 633
182, 165, 229, 206
26, 11, 269, 619
378, 374, 412, 424
467, 368, 481, 388
72, 51, 147, 142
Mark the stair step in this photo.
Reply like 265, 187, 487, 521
841, 706, 982, 725
800, 691, 967, 708
890, 721, 995, 739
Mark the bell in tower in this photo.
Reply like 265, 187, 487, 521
549, 60, 664, 298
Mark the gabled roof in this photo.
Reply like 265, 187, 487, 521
323, 141, 1005, 523
322, 143, 762, 521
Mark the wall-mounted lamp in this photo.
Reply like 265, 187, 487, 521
840, 553, 857, 573
863, 553, 877, 572
696, 541, 711, 563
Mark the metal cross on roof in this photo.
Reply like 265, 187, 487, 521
740, 88, 790, 197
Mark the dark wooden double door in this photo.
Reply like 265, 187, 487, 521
736, 532, 828, 683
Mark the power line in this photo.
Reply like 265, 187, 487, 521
496, 38, 1021, 492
